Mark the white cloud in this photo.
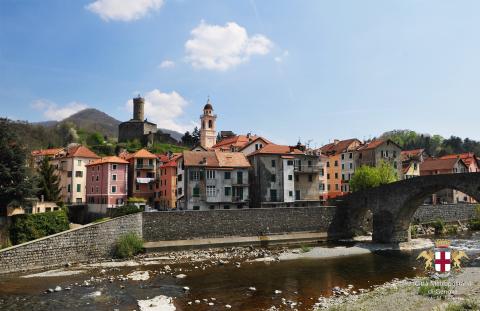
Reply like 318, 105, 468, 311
274, 50, 289, 63
86, 0, 164, 22
185, 21, 273, 71
126, 89, 194, 133
32, 100, 89, 121
158, 60, 175, 69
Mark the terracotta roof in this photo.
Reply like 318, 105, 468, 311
65, 145, 100, 159
319, 139, 361, 155
440, 153, 478, 167
86, 156, 129, 166
182, 150, 250, 168
160, 154, 181, 168
401, 149, 424, 161
238, 136, 272, 151
31, 148, 63, 157
420, 158, 466, 172
248, 144, 304, 156
212, 135, 260, 150
357, 139, 401, 151
123, 148, 157, 160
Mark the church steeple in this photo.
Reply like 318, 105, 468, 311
200, 97, 217, 149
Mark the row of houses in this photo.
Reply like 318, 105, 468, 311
29, 100, 480, 214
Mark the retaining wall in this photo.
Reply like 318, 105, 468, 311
0, 213, 142, 274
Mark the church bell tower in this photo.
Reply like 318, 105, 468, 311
200, 98, 217, 149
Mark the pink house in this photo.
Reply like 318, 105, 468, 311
86, 156, 129, 214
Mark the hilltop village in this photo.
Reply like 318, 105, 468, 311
20, 96, 479, 217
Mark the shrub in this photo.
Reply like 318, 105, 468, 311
445, 225, 458, 235
114, 232, 143, 258
445, 300, 479, 311
468, 219, 480, 231
111, 204, 144, 218
418, 283, 450, 299
10, 209, 69, 245
300, 244, 312, 253
431, 219, 445, 235
410, 225, 418, 238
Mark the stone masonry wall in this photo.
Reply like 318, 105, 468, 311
412, 203, 477, 224
0, 213, 142, 274
143, 206, 338, 242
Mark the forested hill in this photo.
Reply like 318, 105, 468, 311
380, 130, 480, 157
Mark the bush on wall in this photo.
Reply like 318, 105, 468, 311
10, 209, 69, 245
114, 232, 143, 258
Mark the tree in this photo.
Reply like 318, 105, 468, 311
192, 127, 200, 145
0, 120, 34, 215
350, 165, 381, 192
181, 131, 194, 146
37, 157, 61, 202
350, 161, 398, 192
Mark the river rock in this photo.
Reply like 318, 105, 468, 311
249, 286, 256, 291
54, 286, 62, 292
274, 290, 282, 294
176, 274, 187, 279
183, 286, 190, 291
225, 304, 232, 309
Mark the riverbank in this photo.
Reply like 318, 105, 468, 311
314, 267, 480, 311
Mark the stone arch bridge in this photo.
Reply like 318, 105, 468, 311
333, 173, 480, 243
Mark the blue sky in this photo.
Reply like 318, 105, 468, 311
1, 0, 480, 146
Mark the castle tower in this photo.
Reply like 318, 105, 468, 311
133, 96, 145, 121
200, 98, 217, 149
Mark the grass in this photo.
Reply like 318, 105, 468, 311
469, 219, 480, 231
431, 219, 446, 235
92, 217, 111, 224
417, 283, 451, 299
445, 225, 459, 235
300, 244, 312, 253
445, 300, 480, 311
114, 232, 144, 259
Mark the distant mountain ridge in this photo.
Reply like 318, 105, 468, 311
35, 108, 183, 142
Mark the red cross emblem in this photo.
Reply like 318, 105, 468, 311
434, 250, 451, 272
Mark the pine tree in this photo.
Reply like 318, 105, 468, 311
192, 127, 200, 145
0, 120, 34, 215
37, 157, 61, 202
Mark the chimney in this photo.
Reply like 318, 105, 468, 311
334, 139, 340, 145
41, 195, 44, 203
133, 96, 145, 121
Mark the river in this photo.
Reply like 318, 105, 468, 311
0, 232, 479, 311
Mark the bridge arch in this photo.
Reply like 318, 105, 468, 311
341, 173, 480, 243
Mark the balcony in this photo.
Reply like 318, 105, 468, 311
294, 165, 322, 173
232, 196, 247, 202
136, 164, 155, 170
232, 180, 248, 186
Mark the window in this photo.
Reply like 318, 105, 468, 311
334, 160, 338, 167
224, 172, 231, 179
320, 169, 324, 176
349, 163, 353, 169
191, 171, 200, 180
224, 187, 231, 196
91, 187, 94, 193
393, 161, 398, 169
327, 184, 331, 191
308, 160, 312, 167
271, 174, 276, 182
206, 170, 215, 179
349, 153, 353, 159
111, 186, 117, 193
207, 185, 216, 197
295, 175, 299, 182
271, 160, 276, 167
270, 189, 277, 202
393, 151, 397, 158
341, 164, 345, 170
193, 206, 200, 210
288, 175, 293, 180
112, 174, 117, 181
287, 160, 293, 166
135, 183, 140, 191
76, 184, 81, 192
112, 164, 117, 170
335, 173, 338, 179
96, 175, 99, 181
209, 205, 215, 210
178, 174, 183, 182
67, 171, 72, 178
320, 183, 325, 191
295, 190, 300, 200
341, 154, 345, 160
178, 187, 183, 195
237, 171, 243, 184
91, 176, 94, 182
67, 184, 71, 193
326, 161, 330, 168
289, 191, 293, 197
193, 187, 200, 197
327, 173, 330, 180
308, 174, 313, 182
96, 186, 99, 193
335, 184, 339, 190
78, 160, 82, 166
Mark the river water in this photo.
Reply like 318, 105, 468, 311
0, 233, 479, 311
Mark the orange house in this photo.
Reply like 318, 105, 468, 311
319, 139, 361, 199
122, 149, 158, 206
155, 154, 180, 210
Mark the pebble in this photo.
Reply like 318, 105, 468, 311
194, 300, 201, 304
176, 274, 187, 279
225, 304, 232, 309
183, 286, 190, 291
249, 286, 257, 291
274, 290, 282, 294
54, 286, 62, 292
